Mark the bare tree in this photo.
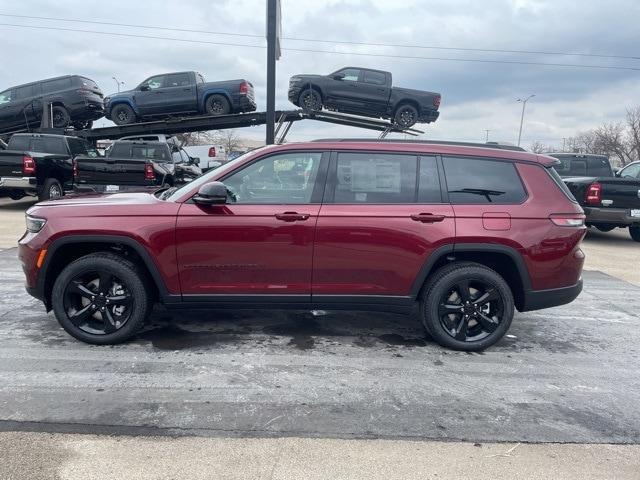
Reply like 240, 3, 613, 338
593, 122, 634, 166
529, 140, 551, 153
174, 131, 217, 146
211, 129, 242, 154
626, 107, 640, 163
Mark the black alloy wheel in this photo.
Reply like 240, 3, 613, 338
206, 94, 231, 116
422, 262, 514, 351
437, 279, 503, 342
63, 270, 134, 335
111, 104, 136, 125
52, 253, 152, 344
51, 106, 70, 128
394, 104, 418, 128
298, 88, 322, 111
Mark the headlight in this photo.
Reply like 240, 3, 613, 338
26, 215, 46, 233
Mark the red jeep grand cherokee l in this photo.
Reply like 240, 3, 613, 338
18, 140, 586, 351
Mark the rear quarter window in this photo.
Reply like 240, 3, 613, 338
443, 156, 527, 204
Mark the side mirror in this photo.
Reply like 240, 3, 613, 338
193, 181, 227, 205
192, 157, 200, 165
615, 170, 621, 177
332, 73, 345, 81
140, 85, 150, 92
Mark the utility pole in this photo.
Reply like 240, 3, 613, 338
265, 0, 281, 145
516, 94, 535, 147
484, 129, 490, 142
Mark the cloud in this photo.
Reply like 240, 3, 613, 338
0, 0, 637, 146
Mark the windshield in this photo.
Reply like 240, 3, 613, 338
166, 146, 269, 201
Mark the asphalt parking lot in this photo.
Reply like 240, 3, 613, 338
1, 197, 640, 444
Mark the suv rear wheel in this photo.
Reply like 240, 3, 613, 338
51, 252, 152, 344
51, 106, 70, 128
421, 262, 514, 351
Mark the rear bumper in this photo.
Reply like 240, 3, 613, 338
0, 176, 37, 192
73, 184, 159, 195
69, 99, 105, 121
418, 108, 440, 123
238, 95, 257, 112
584, 206, 640, 226
520, 279, 583, 312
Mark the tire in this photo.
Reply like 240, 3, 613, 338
595, 224, 616, 232
111, 104, 136, 125
421, 262, 515, 351
205, 95, 231, 116
630, 226, 640, 242
51, 252, 153, 345
51, 106, 70, 128
39, 178, 63, 201
298, 88, 322, 112
394, 103, 419, 128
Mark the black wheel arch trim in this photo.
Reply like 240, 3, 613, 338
36, 235, 173, 310
409, 243, 533, 299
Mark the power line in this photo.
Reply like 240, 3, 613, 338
1, 23, 639, 72
0, 12, 637, 61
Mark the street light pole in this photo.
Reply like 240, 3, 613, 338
517, 94, 535, 147
484, 129, 490, 142
112, 76, 124, 93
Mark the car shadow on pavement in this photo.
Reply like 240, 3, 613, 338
135, 308, 432, 352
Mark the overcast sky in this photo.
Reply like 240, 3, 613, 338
0, 0, 638, 147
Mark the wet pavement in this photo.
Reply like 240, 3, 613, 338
0, 247, 639, 443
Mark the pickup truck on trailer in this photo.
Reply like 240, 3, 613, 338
548, 153, 640, 241
0, 133, 97, 200
288, 67, 441, 128
104, 71, 256, 125
73, 139, 201, 194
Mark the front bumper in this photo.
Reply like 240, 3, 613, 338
584, 206, 640, 226
0, 176, 37, 192
520, 279, 583, 312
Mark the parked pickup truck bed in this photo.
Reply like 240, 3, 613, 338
0, 133, 97, 200
549, 153, 640, 241
74, 139, 201, 194
105, 71, 256, 125
288, 67, 441, 128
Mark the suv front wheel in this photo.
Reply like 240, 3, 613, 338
51, 252, 152, 344
421, 262, 514, 351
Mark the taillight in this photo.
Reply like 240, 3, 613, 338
549, 213, 586, 227
433, 95, 441, 108
239, 81, 250, 94
72, 159, 78, 178
144, 164, 155, 181
22, 155, 36, 175
208, 147, 216, 157
585, 182, 602, 206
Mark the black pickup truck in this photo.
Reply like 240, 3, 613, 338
288, 67, 441, 128
104, 71, 256, 125
0, 133, 98, 200
74, 139, 202, 194
549, 153, 640, 241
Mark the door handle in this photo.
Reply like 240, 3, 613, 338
411, 213, 446, 223
183, 88, 191, 91
275, 212, 310, 222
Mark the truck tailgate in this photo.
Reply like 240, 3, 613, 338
0, 151, 26, 177
599, 178, 640, 209
75, 156, 149, 187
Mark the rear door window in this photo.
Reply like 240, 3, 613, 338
165, 73, 191, 87
29, 137, 67, 155
42, 78, 72, 94
443, 156, 527, 204
332, 152, 417, 203
363, 70, 387, 86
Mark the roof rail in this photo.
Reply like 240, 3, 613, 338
310, 138, 526, 151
